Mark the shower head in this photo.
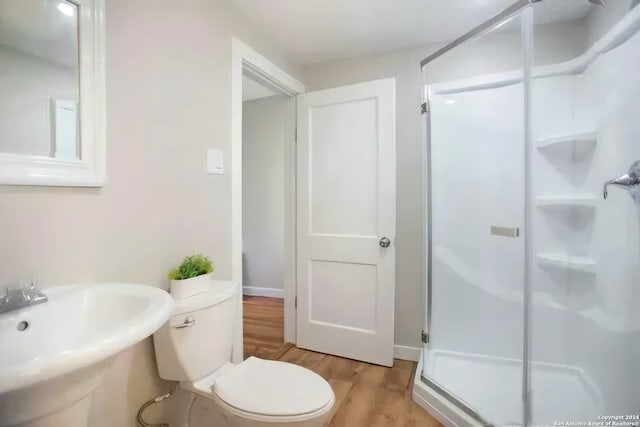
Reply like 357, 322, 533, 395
588, 0, 605, 6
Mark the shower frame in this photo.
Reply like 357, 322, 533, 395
419, 0, 540, 425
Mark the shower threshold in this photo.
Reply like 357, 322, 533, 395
416, 349, 602, 427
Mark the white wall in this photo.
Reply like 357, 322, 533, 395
0, 45, 77, 156
0, 0, 299, 425
530, 22, 640, 421
303, 20, 586, 348
586, 0, 637, 44
242, 95, 291, 296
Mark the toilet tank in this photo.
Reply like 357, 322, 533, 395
153, 281, 238, 381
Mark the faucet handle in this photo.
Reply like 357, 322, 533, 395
20, 287, 30, 302
27, 278, 44, 292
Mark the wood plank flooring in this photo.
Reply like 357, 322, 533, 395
243, 296, 442, 427
243, 295, 285, 359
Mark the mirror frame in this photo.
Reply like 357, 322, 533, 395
0, 0, 106, 187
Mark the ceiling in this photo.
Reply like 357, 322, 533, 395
243, 75, 278, 101
0, 0, 78, 68
227, 0, 593, 64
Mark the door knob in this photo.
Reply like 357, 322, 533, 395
379, 237, 391, 248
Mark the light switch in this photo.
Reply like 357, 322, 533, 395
207, 149, 224, 174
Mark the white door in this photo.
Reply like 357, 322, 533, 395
296, 78, 396, 367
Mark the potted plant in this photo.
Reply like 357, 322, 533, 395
168, 254, 214, 298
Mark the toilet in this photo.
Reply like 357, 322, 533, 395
153, 281, 335, 427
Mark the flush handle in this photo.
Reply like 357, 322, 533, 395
174, 316, 196, 329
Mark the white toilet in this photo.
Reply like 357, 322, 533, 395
153, 281, 335, 427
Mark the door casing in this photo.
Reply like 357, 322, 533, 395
231, 38, 305, 362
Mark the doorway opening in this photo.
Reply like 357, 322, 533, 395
230, 38, 305, 362
241, 72, 294, 359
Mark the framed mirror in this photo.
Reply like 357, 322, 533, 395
0, 0, 106, 186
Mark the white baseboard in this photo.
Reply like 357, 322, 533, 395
394, 344, 421, 362
243, 286, 284, 298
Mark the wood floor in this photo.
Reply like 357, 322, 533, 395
243, 296, 442, 427
243, 296, 285, 359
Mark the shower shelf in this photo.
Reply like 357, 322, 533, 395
536, 253, 597, 274
536, 195, 598, 210
536, 131, 597, 150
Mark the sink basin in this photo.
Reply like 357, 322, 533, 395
0, 283, 174, 427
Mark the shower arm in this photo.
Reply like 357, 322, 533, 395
603, 161, 640, 199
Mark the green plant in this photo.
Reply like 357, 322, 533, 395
168, 254, 214, 281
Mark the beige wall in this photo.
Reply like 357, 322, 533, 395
303, 20, 587, 348
0, 0, 298, 425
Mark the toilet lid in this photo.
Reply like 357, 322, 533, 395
213, 357, 334, 417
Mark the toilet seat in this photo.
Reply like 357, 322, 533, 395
212, 357, 335, 421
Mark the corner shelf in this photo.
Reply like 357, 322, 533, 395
536, 131, 597, 150
536, 194, 598, 211
536, 253, 597, 274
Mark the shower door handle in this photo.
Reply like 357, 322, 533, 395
490, 226, 520, 238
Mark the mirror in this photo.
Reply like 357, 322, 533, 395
0, 0, 105, 187
0, 0, 79, 159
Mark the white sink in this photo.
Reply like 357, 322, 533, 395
0, 283, 174, 427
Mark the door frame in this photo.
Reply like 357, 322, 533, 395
231, 38, 305, 362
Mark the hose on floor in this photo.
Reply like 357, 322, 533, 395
136, 382, 177, 427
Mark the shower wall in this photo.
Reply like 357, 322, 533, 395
530, 17, 640, 421
586, 0, 637, 44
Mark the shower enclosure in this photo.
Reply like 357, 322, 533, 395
419, 0, 640, 425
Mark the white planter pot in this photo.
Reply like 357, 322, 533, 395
170, 273, 212, 299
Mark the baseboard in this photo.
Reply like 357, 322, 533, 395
394, 344, 421, 361
243, 286, 284, 298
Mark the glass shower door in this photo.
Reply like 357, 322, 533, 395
421, 8, 531, 426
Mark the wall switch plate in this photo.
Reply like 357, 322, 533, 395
207, 149, 224, 174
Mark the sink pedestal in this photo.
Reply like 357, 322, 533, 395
0, 361, 108, 427
16, 394, 92, 427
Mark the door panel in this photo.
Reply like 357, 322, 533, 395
310, 98, 378, 236
297, 78, 396, 366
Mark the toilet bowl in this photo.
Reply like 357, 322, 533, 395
182, 357, 334, 427
153, 280, 335, 427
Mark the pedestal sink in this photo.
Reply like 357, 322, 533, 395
0, 283, 174, 427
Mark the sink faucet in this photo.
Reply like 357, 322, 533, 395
0, 281, 48, 314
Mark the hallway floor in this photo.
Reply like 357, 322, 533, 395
243, 295, 285, 358
243, 296, 442, 427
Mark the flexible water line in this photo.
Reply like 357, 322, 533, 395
136, 382, 177, 427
